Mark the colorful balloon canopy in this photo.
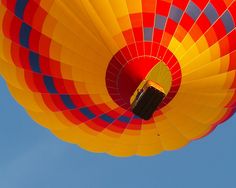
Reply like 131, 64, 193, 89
0, 0, 236, 157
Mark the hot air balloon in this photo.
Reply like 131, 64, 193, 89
0, 0, 235, 157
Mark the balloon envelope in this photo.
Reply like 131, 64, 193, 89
0, 0, 235, 156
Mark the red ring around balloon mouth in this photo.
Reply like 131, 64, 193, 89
106, 42, 182, 112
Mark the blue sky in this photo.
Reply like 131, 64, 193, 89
0, 77, 236, 188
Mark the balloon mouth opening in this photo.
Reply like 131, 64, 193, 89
105, 43, 182, 115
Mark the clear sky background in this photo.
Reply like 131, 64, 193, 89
0, 77, 235, 188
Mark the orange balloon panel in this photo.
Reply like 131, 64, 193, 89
0, 0, 235, 157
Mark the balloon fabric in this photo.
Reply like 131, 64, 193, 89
0, 0, 235, 157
